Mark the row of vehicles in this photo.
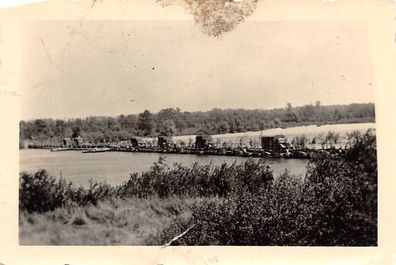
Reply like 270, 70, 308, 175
43, 134, 313, 158
126, 135, 311, 159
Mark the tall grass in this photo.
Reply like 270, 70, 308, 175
19, 196, 217, 245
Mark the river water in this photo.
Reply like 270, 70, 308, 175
19, 149, 309, 187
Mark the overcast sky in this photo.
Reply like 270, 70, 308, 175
20, 20, 375, 120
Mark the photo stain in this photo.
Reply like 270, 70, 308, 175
156, 0, 259, 37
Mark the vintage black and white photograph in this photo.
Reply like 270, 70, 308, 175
17, 2, 377, 246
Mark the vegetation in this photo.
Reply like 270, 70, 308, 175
19, 170, 115, 213
160, 130, 377, 246
19, 158, 273, 213
19, 196, 217, 245
19, 130, 377, 245
19, 102, 374, 145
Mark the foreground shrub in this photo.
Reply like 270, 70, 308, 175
19, 170, 115, 213
297, 129, 377, 245
117, 158, 274, 198
161, 130, 377, 246
160, 173, 304, 246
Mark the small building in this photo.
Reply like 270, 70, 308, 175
73, 136, 83, 147
130, 137, 146, 148
158, 136, 174, 149
63, 136, 83, 147
261, 135, 289, 152
62, 137, 72, 147
195, 135, 213, 149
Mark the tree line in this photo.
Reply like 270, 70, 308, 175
19, 102, 375, 145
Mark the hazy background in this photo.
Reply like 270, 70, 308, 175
21, 20, 375, 120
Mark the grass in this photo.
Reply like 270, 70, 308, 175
19, 196, 221, 245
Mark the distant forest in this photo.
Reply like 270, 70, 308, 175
20, 102, 375, 144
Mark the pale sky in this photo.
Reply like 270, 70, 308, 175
21, 20, 375, 120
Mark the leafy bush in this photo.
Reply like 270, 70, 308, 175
160, 173, 304, 246
116, 158, 274, 199
19, 170, 115, 213
160, 130, 377, 246
297, 129, 377, 245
